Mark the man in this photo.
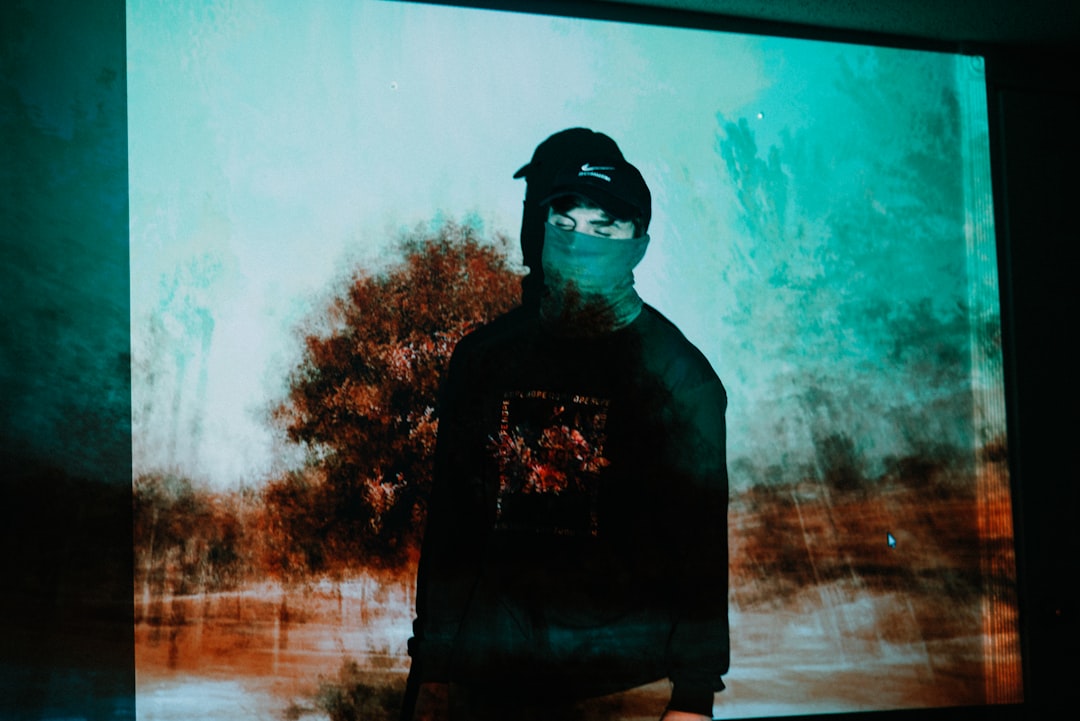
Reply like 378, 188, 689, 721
404, 143, 729, 721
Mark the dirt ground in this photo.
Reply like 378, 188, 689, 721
135, 581, 1020, 720
136, 477, 1023, 719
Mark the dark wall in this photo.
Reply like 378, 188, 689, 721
987, 44, 1079, 717
1, 2, 1074, 720
1, 1, 134, 719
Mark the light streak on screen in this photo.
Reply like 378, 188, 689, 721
128, 0, 1020, 718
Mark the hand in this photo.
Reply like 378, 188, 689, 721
660, 711, 712, 721
412, 682, 450, 721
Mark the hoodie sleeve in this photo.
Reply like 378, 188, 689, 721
663, 374, 730, 716
406, 339, 489, 683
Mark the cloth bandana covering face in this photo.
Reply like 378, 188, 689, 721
540, 223, 650, 333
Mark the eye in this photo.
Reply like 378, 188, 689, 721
552, 215, 575, 230
589, 219, 615, 236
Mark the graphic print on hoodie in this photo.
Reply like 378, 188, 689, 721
489, 390, 611, 538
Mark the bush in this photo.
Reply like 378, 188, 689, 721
315, 659, 405, 721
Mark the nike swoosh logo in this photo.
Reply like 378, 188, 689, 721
580, 164, 615, 173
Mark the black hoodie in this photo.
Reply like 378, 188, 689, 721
406, 304, 729, 717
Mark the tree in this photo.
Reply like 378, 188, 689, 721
275, 220, 520, 570
133, 472, 249, 600
258, 466, 334, 583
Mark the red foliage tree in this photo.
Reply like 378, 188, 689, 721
275, 220, 520, 570
258, 466, 335, 584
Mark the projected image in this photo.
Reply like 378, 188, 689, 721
128, 1, 1019, 719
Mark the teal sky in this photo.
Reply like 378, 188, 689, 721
128, 0, 1001, 489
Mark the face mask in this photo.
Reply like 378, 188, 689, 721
540, 223, 649, 334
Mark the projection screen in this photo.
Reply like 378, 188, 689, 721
128, 1, 1019, 718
